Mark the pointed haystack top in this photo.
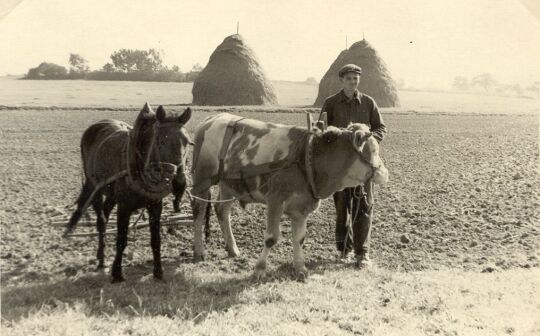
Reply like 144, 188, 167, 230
192, 34, 278, 106
314, 39, 400, 108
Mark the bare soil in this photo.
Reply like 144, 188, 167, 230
0, 107, 538, 287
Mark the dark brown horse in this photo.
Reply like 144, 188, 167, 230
64, 103, 192, 282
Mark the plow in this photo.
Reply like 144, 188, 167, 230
50, 207, 194, 238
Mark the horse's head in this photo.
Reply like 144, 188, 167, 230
134, 103, 193, 184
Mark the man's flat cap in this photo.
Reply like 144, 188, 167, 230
338, 64, 362, 77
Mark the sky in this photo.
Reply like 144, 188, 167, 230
1, 0, 539, 89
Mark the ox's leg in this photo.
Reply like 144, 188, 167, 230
147, 201, 164, 280
111, 203, 131, 283
91, 193, 107, 270
289, 211, 309, 277
254, 201, 284, 278
192, 190, 210, 262
215, 186, 240, 257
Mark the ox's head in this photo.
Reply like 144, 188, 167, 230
347, 123, 389, 185
134, 103, 193, 182
312, 124, 388, 196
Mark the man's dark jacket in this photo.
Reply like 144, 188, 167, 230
320, 89, 386, 142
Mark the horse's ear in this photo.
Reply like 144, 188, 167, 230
141, 102, 153, 115
156, 105, 166, 122
178, 107, 192, 125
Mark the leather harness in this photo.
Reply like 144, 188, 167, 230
209, 118, 320, 199
201, 118, 379, 201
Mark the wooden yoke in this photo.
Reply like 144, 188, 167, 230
306, 112, 314, 132
317, 112, 327, 131
306, 112, 327, 132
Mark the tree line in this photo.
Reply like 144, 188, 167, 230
23, 49, 202, 82
452, 73, 539, 99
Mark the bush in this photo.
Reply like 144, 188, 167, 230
24, 62, 68, 79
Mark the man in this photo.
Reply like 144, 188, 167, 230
319, 64, 386, 268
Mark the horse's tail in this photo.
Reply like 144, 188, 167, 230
63, 180, 95, 237
64, 134, 93, 237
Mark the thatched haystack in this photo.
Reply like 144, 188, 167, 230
314, 39, 400, 107
192, 34, 277, 106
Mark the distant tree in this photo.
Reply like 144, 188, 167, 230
25, 62, 68, 79
68, 53, 89, 74
109, 48, 164, 72
305, 77, 318, 85
102, 63, 115, 73
171, 65, 180, 72
526, 81, 539, 99
191, 63, 203, 72
471, 73, 497, 92
452, 76, 469, 91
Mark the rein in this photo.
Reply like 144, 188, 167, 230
126, 120, 187, 199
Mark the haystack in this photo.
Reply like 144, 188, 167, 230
192, 34, 277, 106
314, 39, 400, 107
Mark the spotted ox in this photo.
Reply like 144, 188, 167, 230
191, 113, 388, 277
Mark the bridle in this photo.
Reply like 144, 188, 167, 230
131, 120, 189, 192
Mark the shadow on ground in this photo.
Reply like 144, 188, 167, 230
1, 258, 333, 322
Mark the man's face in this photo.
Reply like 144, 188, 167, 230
340, 72, 361, 91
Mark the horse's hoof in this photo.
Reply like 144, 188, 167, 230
193, 254, 205, 262
154, 270, 164, 280
95, 264, 106, 272
111, 276, 125, 283
62, 229, 72, 239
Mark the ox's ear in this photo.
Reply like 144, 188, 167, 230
141, 102, 154, 115
353, 131, 372, 149
156, 105, 166, 122
178, 107, 192, 125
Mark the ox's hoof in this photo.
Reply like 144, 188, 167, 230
226, 246, 241, 258
252, 268, 266, 281
252, 261, 267, 280
295, 265, 309, 278
193, 253, 205, 262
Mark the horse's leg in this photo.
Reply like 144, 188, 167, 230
254, 200, 284, 278
204, 200, 211, 242
103, 195, 116, 222
64, 179, 94, 237
289, 211, 309, 277
172, 172, 186, 213
214, 187, 239, 257
111, 203, 131, 283
192, 190, 210, 262
91, 192, 107, 270
147, 201, 164, 280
